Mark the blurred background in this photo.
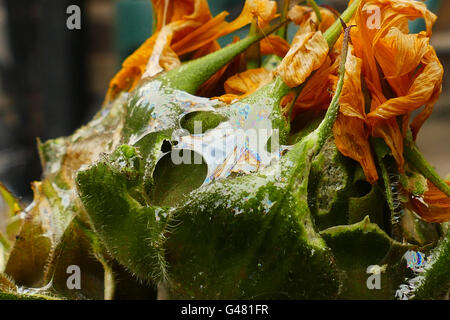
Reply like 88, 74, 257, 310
0, 0, 448, 201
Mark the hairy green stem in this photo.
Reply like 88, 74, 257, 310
246, 20, 262, 70
404, 142, 450, 198
371, 139, 398, 229
307, 0, 323, 23
314, 24, 351, 151
158, 19, 288, 94
323, 0, 360, 48
412, 231, 450, 299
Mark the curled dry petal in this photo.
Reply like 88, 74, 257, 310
342, 0, 443, 179
333, 114, 379, 183
246, 0, 278, 29
338, 44, 365, 120
368, 43, 443, 123
224, 68, 273, 95
364, 0, 437, 39
276, 31, 329, 88
151, 0, 211, 32
260, 35, 290, 57
212, 68, 273, 103
288, 57, 337, 118
288, 5, 336, 33
408, 181, 450, 223
108, 0, 211, 99
371, 117, 405, 171
374, 28, 429, 81
173, 0, 278, 54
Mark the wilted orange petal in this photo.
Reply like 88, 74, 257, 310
108, 67, 142, 99
409, 180, 450, 223
170, 12, 229, 55
288, 5, 336, 33
110, 0, 278, 100
248, 0, 278, 29
333, 114, 378, 183
260, 35, 290, 57
292, 57, 336, 115
410, 48, 443, 139
152, 0, 199, 31
107, 0, 212, 100
368, 46, 443, 120
339, 43, 365, 120
227, 0, 278, 30
144, 22, 188, 77
366, 0, 436, 40
375, 28, 429, 80
371, 117, 405, 172
276, 31, 329, 88
192, 40, 221, 60
212, 93, 240, 104
224, 68, 273, 95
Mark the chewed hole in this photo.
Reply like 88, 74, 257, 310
180, 111, 227, 134
160, 140, 172, 153
353, 180, 372, 198
149, 150, 207, 207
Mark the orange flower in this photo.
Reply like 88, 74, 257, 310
107, 0, 279, 100
329, 0, 443, 183
408, 180, 450, 223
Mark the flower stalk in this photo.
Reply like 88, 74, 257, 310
404, 141, 450, 198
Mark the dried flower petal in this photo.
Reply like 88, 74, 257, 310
333, 114, 378, 183
260, 35, 290, 57
290, 57, 337, 116
288, 5, 336, 33
338, 44, 365, 120
224, 68, 273, 95
408, 181, 450, 223
276, 31, 329, 88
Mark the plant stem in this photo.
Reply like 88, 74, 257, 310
404, 142, 450, 198
371, 139, 399, 228
158, 19, 289, 94
412, 231, 450, 300
307, 0, 322, 23
323, 0, 360, 48
276, 0, 291, 39
246, 20, 262, 70
315, 23, 352, 151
